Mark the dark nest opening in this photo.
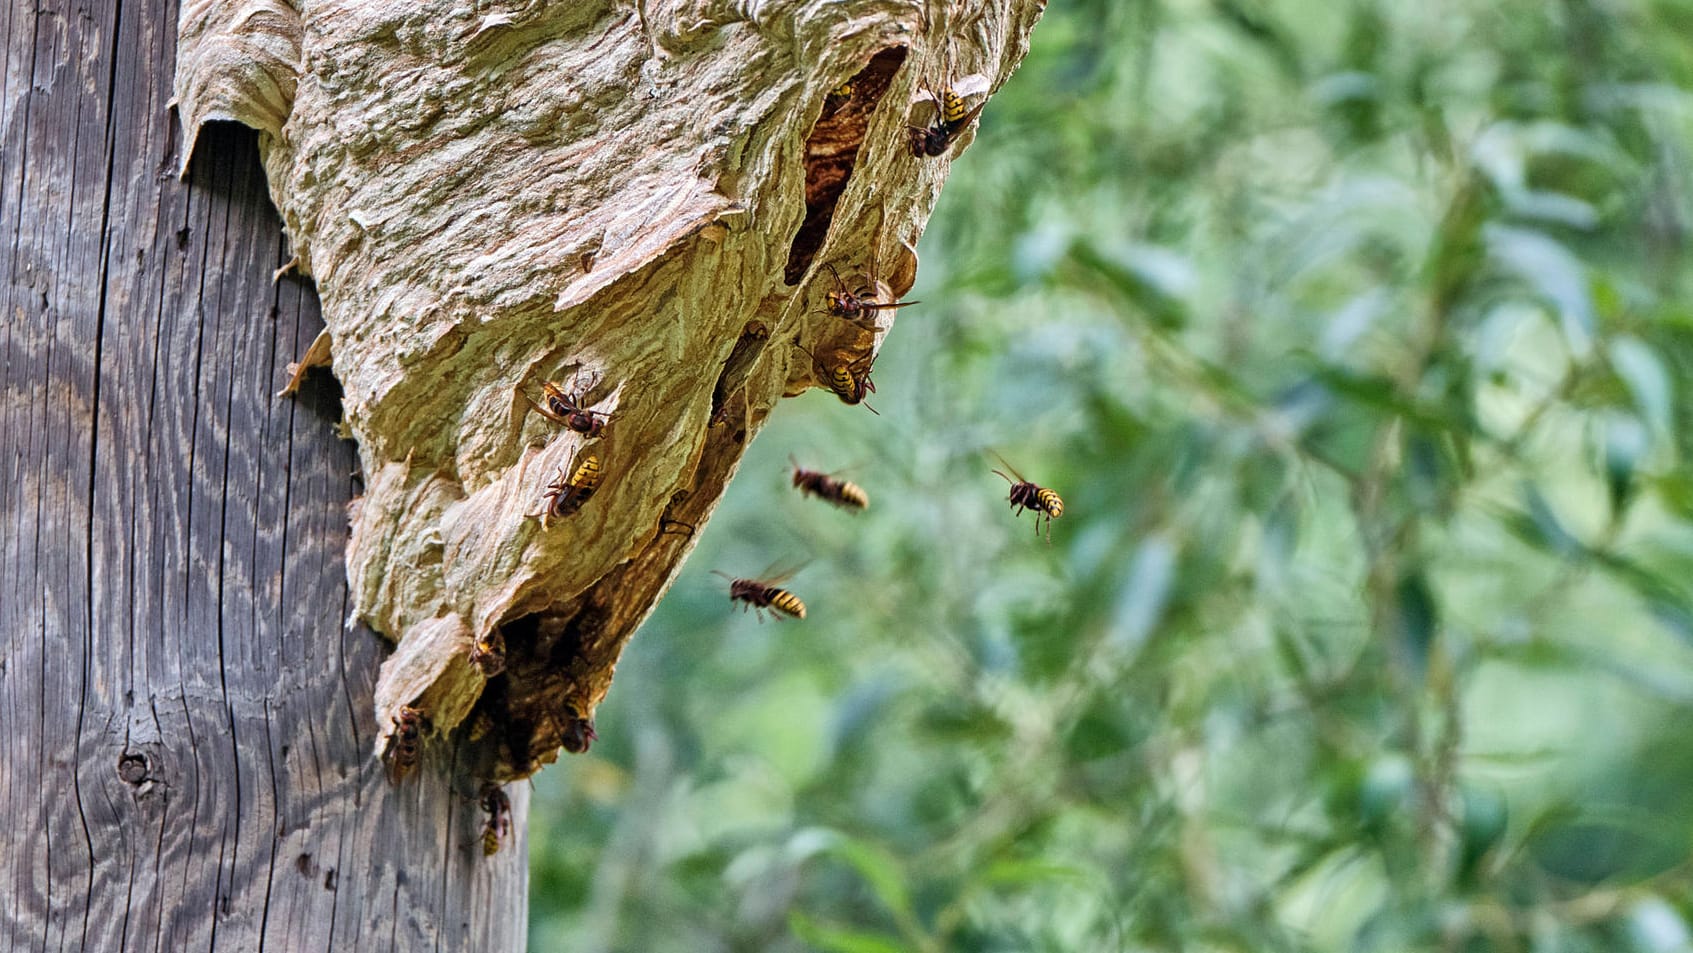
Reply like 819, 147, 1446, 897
783, 46, 909, 285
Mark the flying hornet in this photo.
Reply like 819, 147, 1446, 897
714, 565, 808, 621
382, 705, 428, 784
819, 263, 919, 326
526, 373, 612, 438
790, 456, 869, 511
991, 453, 1065, 542
479, 783, 513, 857
907, 74, 990, 158
536, 450, 603, 528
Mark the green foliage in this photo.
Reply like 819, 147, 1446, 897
530, 1, 1693, 949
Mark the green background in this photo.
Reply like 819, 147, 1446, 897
530, 1, 1693, 949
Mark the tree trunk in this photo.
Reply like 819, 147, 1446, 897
1, 3, 526, 949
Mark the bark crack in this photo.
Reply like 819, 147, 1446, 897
76, 0, 128, 938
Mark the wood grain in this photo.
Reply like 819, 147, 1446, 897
0, 2, 528, 949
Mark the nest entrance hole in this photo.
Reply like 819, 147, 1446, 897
782, 46, 909, 285
470, 601, 605, 779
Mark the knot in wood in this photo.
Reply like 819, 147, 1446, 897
117, 753, 149, 785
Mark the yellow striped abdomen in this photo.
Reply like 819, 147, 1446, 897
770, 589, 807, 619
837, 480, 870, 510
571, 454, 603, 492
1037, 487, 1064, 519
829, 365, 860, 402
941, 88, 967, 126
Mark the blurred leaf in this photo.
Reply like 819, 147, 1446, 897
789, 913, 912, 953
789, 828, 916, 925
1319, 289, 1390, 361
1526, 814, 1689, 887
1404, 430, 1451, 515
1644, 596, 1693, 647
1210, 0, 1304, 78
569, 757, 632, 805
1068, 238, 1195, 330
918, 696, 1009, 743
1256, 501, 1299, 593
1108, 535, 1178, 653
1066, 694, 1140, 762
1012, 221, 1073, 286
1303, 366, 1459, 434
1505, 189, 1599, 229
1456, 783, 1508, 889
1609, 336, 1674, 436
829, 677, 902, 753
1654, 472, 1693, 522
1485, 224, 1595, 358
1427, 174, 1492, 316
1499, 483, 1584, 558
980, 858, 1096, 889
1625, 897, 1693, 953
1601, 411, 1649, 514
1358, 755, 1415, 835
1390, 571, 1438, 680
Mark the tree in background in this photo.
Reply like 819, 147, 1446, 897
531, 0, 1693, 950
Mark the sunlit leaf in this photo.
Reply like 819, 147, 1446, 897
1067, 238, 1195, 329
1653, 472, 1693, 521
981, 858, 1096, 888
787, 828, 916, 923
1107, 535, 1177, 653
1485, 224, 1595, 358
1012, 220, 1073, 286
1499, 483, 1584, 558
1610, 336, 1674, 436
1319, 289, 1390, 361
1625, 897, 1693, 953
789, 913, 913, 953
1505, 189, 1599, 229
1358, 755, 1415, 834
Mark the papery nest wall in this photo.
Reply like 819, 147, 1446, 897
174, 0, 1046, 781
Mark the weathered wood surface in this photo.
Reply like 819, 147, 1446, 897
172, 0, 1046, 782
0, 2, 528, 949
